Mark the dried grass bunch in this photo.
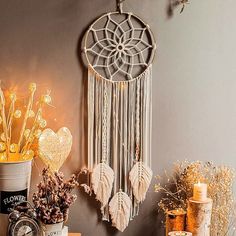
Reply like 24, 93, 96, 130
33, 168, 78, 224
155, 161, 236, 235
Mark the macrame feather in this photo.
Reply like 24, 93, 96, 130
91, 163, 115, 207
109, 190, 132, 232
129, 162, 153, 203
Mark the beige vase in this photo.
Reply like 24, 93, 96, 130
0, 159, 32, 236
43, 222, 64, 236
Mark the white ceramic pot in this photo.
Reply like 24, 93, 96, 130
43, 222, 64, 236
0, 159, 32, 236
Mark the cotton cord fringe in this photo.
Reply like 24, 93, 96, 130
88, 65, 153, 230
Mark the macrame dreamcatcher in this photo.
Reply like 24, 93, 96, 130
83, 0, 156, 232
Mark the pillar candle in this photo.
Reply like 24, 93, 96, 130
193, 182, 207, 201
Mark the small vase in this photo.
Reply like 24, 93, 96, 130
43, 222, 64, 236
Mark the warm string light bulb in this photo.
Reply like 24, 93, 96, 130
39, 119, 47, 128
24, 129, 31, 139
9, 143, 18, 153
42, 94, 52, 104
9, 92, 16, 102
0, 142, 6, 152
1, 133, 6, 142
14, 110, 22, 119
29, 83, 37, 93
28, 110, 35, 118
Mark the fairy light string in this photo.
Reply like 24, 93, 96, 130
0, 82, 51, 162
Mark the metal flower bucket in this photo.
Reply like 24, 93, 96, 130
0, 159, 32, 236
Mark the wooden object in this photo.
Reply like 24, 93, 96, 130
168, 232, 192, 236
69, 234, 81, 236
166, 209, 186, 236
186, 198, 213, 236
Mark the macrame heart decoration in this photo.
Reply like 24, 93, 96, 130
109, 190, 132, 232
129, 161, 153, 203
91, 162, 115, 207
39, 127, 72, 172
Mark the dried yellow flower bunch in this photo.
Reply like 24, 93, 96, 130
0, 83, 52, 162
155, 160, 236, 235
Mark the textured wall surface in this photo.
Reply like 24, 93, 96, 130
0, 0, 235, 235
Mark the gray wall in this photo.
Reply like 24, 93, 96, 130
0, 0, 235, 235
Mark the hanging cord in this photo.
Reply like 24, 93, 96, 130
117, 0, 125, 13
102, 81, 108, 163
119, 82, 124, 191
135, 79, 141, 162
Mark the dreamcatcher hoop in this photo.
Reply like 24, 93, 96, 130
83, 10, 156, 81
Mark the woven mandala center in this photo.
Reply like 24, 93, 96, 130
117, 43, 124, 51
84, 12, 156, 81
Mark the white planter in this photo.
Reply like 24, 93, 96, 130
0, 159, 32, 236
43, 222, 64, 236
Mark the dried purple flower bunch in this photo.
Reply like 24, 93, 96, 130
33, 168, 78, 224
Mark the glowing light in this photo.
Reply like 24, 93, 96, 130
1, 133, 6, 142
39, 119, 47, 128
9, 93, 16, 101
24, 129, 31, 139
42, 94, 52, 104
28, 110, 35, 118
14, 110, 22, 119
0, 142, 6, 152
10, 143, 18, 153
29, 83, 37, 92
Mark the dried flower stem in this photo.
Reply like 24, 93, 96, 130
7, 96, 16, 146
22, 104, 42, 153
0, 86, 10, 158
18, 87, 35, 152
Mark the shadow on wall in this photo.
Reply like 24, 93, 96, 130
135, 209, 164, 236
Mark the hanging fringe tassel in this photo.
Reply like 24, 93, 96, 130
129, 66, 153, 203
88, 65, 153, 228
88, 67, 115, 213
109, 190, 132, 232
129, 161, 153, 203
91, 162, 115, 207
